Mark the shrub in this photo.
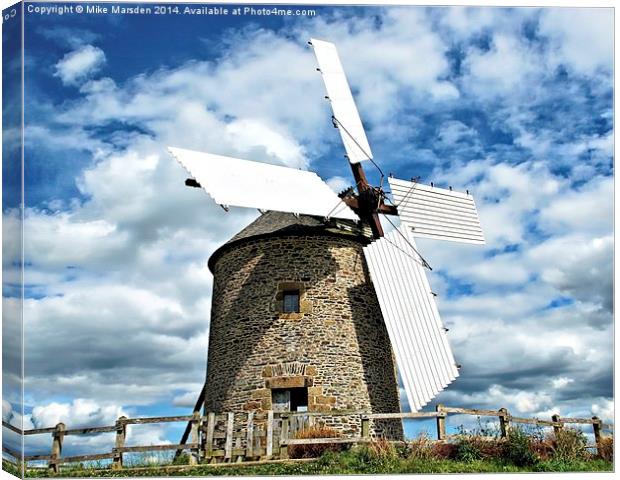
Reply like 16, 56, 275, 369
393, 441, 412, 459
530, 435, 555, 460
368, 437, 397, 459
452, 435, 485, 462
596, 436, 613, 462
451, 422, 503, 462
552, 427, 589, 461
405, 434, 435, 461
346, 440, 401, 473
502, 426, 539, 467
287, 425, 345, 459
171, 453, 191, 465
432, 442, 456, 459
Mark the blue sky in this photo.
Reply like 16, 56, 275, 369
2, 1, 613, 456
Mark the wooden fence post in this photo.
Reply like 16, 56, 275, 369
499, 408, 509, 438
592, 416, 602, 454
224, 412, 234, 461
49, 422, 65, 473
235, 437, 243, 462
189, 411, 200, 465
361, 415, 370, 438
279, 415, 289, 460
112, 416, 127, 470
266, 411, 274, 459
551, 414, 562, 438
246, 412, 254, 458
199, 415, 207, 462
205, 412, 215, 462
436, 404, 446, 440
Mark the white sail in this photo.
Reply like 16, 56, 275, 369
390, 177, 485, 245
364, 226, 459, 411
169, 147, 358, 221
311, 38, 373, 164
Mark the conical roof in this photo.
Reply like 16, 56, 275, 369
208, 211, 369, 272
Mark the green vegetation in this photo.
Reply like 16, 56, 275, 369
501, 425, 538, 466
7, 451, 612, 477
553, 427, 589, 461
5, 426, 612, 477
2, 460, 22, 478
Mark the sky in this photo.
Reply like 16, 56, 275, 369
1, 1, 614, 457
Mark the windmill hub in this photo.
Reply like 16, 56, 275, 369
357, 185, 385, 212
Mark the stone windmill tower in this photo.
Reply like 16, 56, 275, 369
169, 39, 485, 436
204, 212, 401, 425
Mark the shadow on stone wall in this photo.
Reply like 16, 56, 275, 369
205, 235, 342, 412
347, 256, 404, 439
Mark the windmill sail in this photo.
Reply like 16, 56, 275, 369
310, 38, 373, 164
389, 177, 485, 245
363, 226, 459, 411
169, 147, 358, 221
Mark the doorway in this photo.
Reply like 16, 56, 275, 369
271, 387, 308, 413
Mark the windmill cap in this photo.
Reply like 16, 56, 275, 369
207, 211, 369, 273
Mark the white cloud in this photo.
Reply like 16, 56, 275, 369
438, 7, 533, 40
441, 384, 553, 416
24, 213, 127, 269
2, 400, 13, 423
462, 34, 541, 98
326, 175, 351, 194
539, 8, 613, 75
31, 398, 124, 429
538, 176, 613, 236
14, 399, 169, 456
424, 159, 563, 256
528, 235, 613, 314
300, 8, 459, 123
225, 118, 308, 168
551, 377, 573, 389
436, 120, 479, 148
23, 279, 213, 405
54, 45, 106, 86
591, 399, 613, 424
25, 125, 109, 156
172, 388, 203, 408
39, 26, 101, 49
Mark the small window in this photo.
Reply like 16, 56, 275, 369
283, 290, 300, 313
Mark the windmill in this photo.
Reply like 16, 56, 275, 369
168, 38, 484, 420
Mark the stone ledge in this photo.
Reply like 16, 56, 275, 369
265, 376, 313, 389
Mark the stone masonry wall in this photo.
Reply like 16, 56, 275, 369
205, 233, 403, 439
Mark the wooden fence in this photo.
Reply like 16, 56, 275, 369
2, 405, 613, 472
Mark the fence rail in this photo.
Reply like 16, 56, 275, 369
2, 404, 613, 472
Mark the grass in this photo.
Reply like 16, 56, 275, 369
8, 445, 612, 477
